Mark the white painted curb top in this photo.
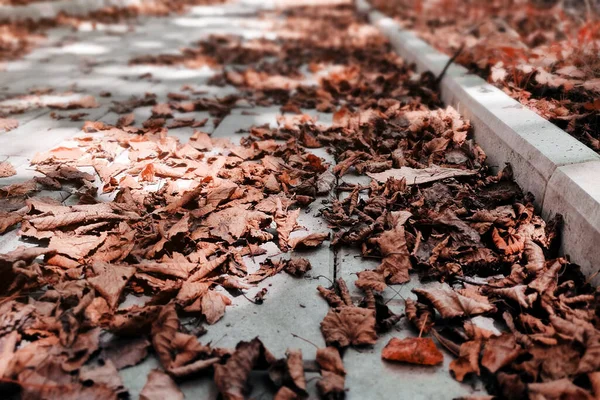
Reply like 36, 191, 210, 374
0, 0, 143, 21
356, 0, 600, 281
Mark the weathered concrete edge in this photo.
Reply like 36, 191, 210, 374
357, 0, 600, 279
0, 0, 143, 21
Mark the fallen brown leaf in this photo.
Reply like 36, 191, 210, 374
320, 307, 377, 348
382, 337, 443, 366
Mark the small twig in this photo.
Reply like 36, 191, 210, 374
291, 333, 319, 349
585, 269, 600, 286
431, 329, 459, 357
241, 293, 259, 305
353, 254, 383, 260
434, 43, 465, 86
584, 0, 593, 22
453, 276, 488, 286
312, 274, 333, 285
418, 317, 428, 338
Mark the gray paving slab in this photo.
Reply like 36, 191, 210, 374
0, 107, 109, 158
343, 325, 485, 400
212, 106, 282, 143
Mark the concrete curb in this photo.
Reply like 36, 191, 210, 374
356, 0, 600, 279
0, 0, 143, 21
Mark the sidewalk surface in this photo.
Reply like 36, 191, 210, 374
0, 0, 498, 398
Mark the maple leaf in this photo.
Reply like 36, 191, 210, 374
0, 211, 23, 235
381, 337, 443, 366
355, 270, 387, 292
529, 260, 562, 294
168, 357, 220, 378
320, 307, 377, 348
151, 103, 173, 118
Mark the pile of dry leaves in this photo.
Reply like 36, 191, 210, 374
371, 0, 600, 153
0, 2, 599, 400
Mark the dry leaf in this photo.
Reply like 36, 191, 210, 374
450, 340, 482, 382
381, 337, 443, 365
320, 307, 377, 348
0, 161, 17, 177
202, 290, 230, 325
376, 224, 412, 284
289, 232, 329, 250
368, 165, 476, 185
214, 338, 274, 400
140, 369, 184, 400
413, 287, 495, 319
